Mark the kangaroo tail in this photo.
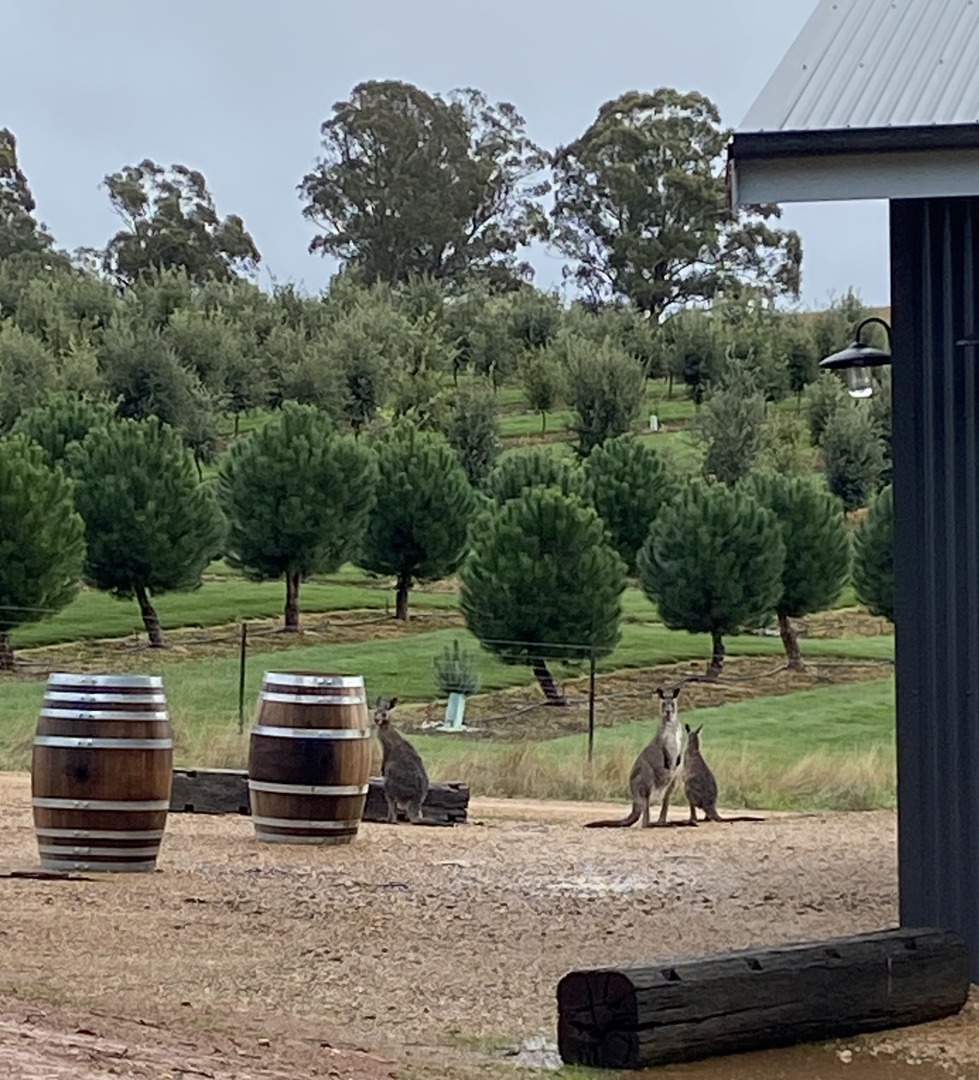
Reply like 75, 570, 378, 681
583, 804, 642, 829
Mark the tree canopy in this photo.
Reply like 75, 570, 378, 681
0, 129, 54, 260
102, 160, 261, 286
218, 403, 377, 629
460, 486, 626, 703
358, 424, 476, 619
68, 417, 226, 646
638, 480, 785, 676
299, 80, 550, 291
0, 435, 85, 668
550, 88, 802, 317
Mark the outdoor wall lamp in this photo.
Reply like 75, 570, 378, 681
819, 316, 892, 399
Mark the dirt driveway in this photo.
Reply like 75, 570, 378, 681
0, 773, 975, 1078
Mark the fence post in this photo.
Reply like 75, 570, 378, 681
587, 647, 597, 763
237, 622, 248, 734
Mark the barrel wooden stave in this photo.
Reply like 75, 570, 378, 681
31, 673, 173, 872
248, 671, 372, 845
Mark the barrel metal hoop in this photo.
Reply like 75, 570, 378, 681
38, 858, 158, 872
34, 827, 166, 840
259, 692, 367, 706
250, 725, 370, 740
37, 843, 162, 858
48, 673, 164, 689
251, 814, 358, 830
43, 692, 168, 705
33, 736, 173, 749
38, 709, 170, 722
248, 781, 369, 796
32, 797, 171, 811
262, 672, 364, 689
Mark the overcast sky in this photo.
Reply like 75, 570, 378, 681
4, 0, 889, 309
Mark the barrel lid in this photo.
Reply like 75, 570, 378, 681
48, 673, 164, 689
262, 671, 365, 689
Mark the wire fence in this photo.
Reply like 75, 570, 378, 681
1, 600, 895, 763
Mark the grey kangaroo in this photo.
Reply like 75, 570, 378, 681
373, 696, 430, 824
683, 723, 764, 825
584, 686, 685, 829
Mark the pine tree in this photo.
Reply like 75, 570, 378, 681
584, 435, 676, 573
218, 403, 377, 629
699, 361, 767, 486
11, 392, 116, 468
460, 487, 626, 703
68, 417, 226, 646
483, 445, 588, 506
821, 404, 885, 512
0, 436, 85, 668
743, 470, 851, 668
359, 424, 476, 620
638, 480, 785, 677
853, 484, 893, 623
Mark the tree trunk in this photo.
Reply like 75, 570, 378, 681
667, 373, 674, 399
134, 583, 165, 648
531, 656, 567, 705
778, 611, 804, 671
233, 412, 241, 437
0, 630, 13, 671
395, 574, 411, 621
541, 411, 547, 434
706, 632, 725, 679
284, 571, 301, 631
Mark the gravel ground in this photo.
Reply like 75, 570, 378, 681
1, 772, 976, 1078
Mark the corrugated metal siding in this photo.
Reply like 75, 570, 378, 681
741, 0, 979, 132
891, 196, 979, 977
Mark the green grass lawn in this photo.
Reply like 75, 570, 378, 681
10, 573, 456, 650
0, 617, 893, 769
414, 678, 897, 811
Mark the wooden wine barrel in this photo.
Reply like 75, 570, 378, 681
31, 672, 173, 873
247, 671, 372, 845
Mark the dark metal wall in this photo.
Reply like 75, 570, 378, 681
891, 197, 979, 976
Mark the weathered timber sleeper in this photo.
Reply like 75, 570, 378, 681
169, 767, 468, 824
556, 927, 969, 1069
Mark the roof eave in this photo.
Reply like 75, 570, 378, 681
730, 124, 979, 162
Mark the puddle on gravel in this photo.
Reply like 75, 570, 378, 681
505, 1036, 960, 1078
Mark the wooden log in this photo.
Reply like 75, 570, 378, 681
170, 768, 251, 815
556, 927, 970, 1070
169, 768, 469, 824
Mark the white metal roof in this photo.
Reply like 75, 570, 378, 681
741, 0, 979, 133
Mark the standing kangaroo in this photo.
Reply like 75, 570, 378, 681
683, 723, 765, 825
373, 697, 430, 824
584, 686, 685, 829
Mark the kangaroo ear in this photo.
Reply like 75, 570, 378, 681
374, 696, 381, 709
672, 686, 681, 699
388, 697, 398, 710
696, 724, 704, 736
685, 723, 691, 733
656, 687, 664, 699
